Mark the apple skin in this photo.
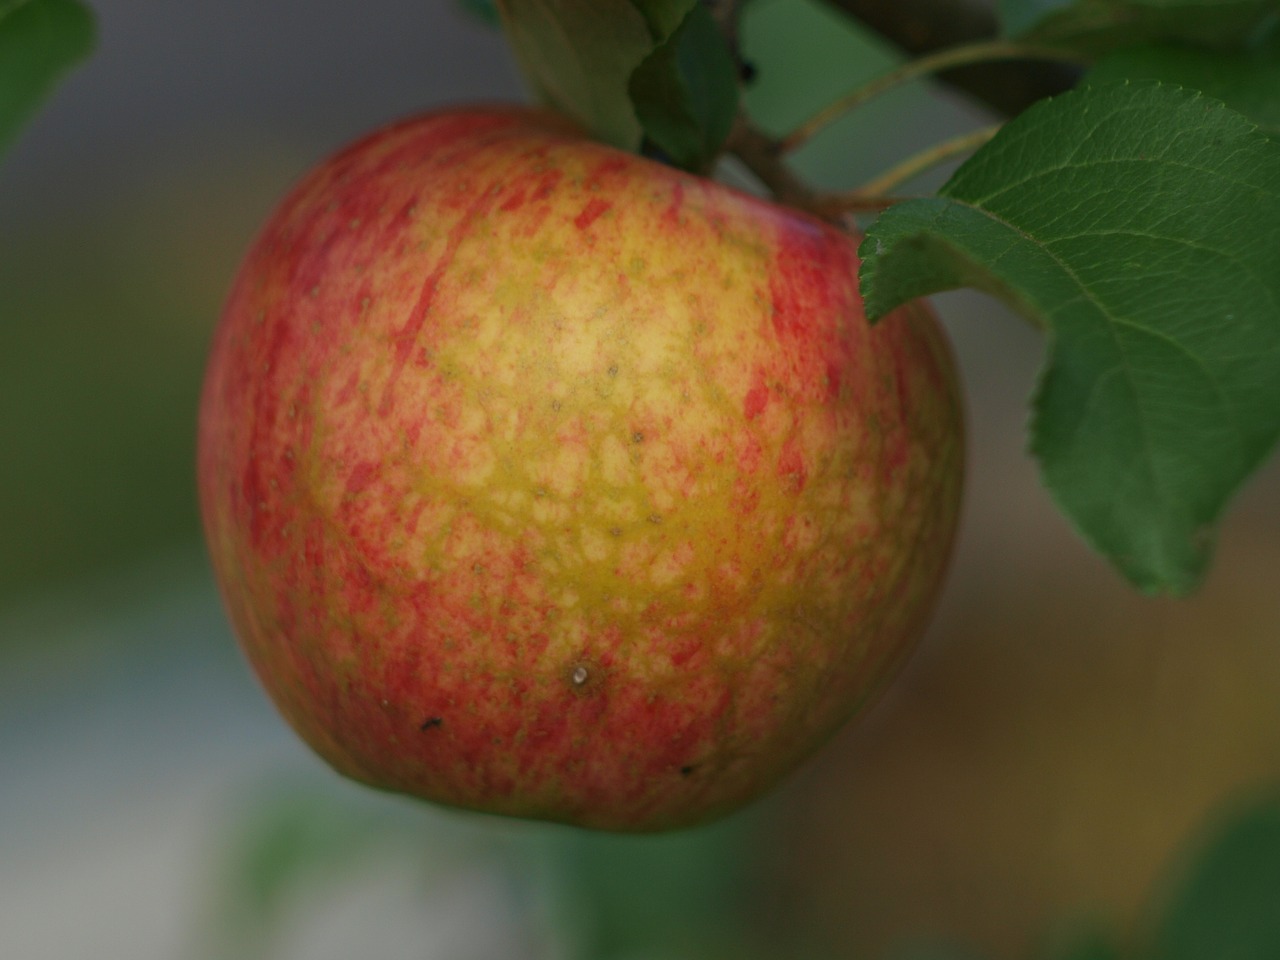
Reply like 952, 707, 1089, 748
197, 106, 964, 832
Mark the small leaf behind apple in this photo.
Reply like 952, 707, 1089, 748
859, 82, 1280, 595
629, 1, 739, 171
494, 0, 738, 170
494, 0, 665, 150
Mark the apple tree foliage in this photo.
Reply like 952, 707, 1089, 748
490, 0, 1280, 598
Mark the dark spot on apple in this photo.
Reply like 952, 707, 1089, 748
420, 716, 443, 731
609, 527, 622, 537
607, 364, 619, 377
632, 431, 644, 443
680, 765, 696, 776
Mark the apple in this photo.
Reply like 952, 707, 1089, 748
197, 106, 964, 831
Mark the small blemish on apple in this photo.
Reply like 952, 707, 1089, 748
567, 660, 603, 696
420, 716, 443, 731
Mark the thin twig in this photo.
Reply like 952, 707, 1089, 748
816, 0, 1084, 117
780, 40, 1082, 154
850, 122, 1001, 198
724, 114, 923, 233
823, 0, 997, 52
826, 194, 919, 215
723, 116, 822, 214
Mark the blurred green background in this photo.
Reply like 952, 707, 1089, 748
3, 2, 1279, 958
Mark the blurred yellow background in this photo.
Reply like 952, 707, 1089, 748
2, 2, 1277, 958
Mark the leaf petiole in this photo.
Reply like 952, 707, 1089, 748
778, 39, 1082, 153
822, 122, 1003, 212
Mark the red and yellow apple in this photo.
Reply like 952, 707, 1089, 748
197, 106, 964, 831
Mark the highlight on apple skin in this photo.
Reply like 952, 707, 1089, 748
197, 106, 965, 832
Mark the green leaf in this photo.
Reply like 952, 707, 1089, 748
494, 0, 656, 149
999, 0, 1279, 54
629, 1, 739, 171
0, 0, 95, 158
1087, 29, 1280, 134
493, 0, 740, 166
1152, 794, 1280, 960
860, 82, 1280, 595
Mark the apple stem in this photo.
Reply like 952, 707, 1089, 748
777, 40, 1083, 154
723, 116, 917, 226
823, 122, 1003, 210
724, 116, 823, 211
